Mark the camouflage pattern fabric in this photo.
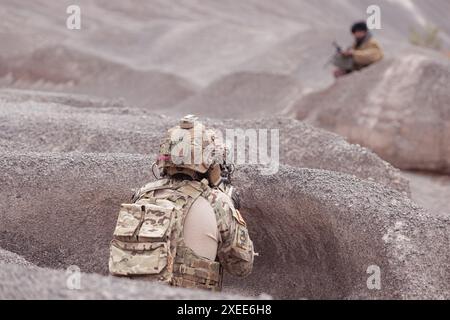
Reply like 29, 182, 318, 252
157, 119, 224, 175
109, 178, 254, 291
207, 188, 254, 277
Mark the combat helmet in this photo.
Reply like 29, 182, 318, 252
156, 115, 230, 186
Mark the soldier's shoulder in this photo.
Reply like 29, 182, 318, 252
141, 178, 171, 189
189, 195, 215, 217
207, 188, 248, 227
176, 178, 211, 199
132, 178, 171, 201
208, 188, 233, 208
368, 37, 382, 46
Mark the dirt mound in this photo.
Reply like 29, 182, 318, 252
295, 51, 450, 173
169, 72, 302, 119
0, 152, 448, 299
234, 165, 450, 299
0, 249, 34, 267
0, 45, 196, 109
0, 89, 409, 193
0, 263, 256, 299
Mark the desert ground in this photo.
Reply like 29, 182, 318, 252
0, 0, 449, 299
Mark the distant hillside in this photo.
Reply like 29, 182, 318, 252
1, 0, 449, 102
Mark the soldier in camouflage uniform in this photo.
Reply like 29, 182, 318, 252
109, 115, 255, 291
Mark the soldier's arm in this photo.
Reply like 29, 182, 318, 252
353, 41, 383, 66
213, 192, 254, 277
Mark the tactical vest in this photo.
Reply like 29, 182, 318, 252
109, 178, 222, 291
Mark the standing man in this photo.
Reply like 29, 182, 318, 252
109, 115, 255, 291
334, 21, 384, 78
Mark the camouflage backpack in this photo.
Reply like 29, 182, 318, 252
108, 178, 222, 290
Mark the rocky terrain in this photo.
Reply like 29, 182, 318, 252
0, 0, 449, 300
0, 89, 409, 193
0, 262, 261, 300
0, 248, 35, 267
295, 50, 450, 173
1, 91, 449, 299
